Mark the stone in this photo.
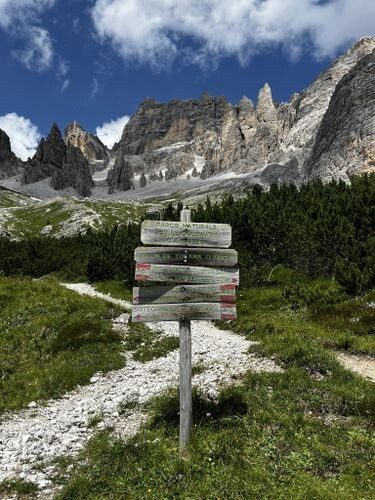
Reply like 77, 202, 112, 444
113, 313, 129, 325
40, 225, 53, 236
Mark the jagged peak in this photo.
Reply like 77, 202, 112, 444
0, 128, 11, 146
64, 121, 86, 135
256, 83, 276, 113
49, 123, 63, 138
139, 97, 159, 109
257, 83, 272, 100
238, 95, 254, 110
352, 36, 375, 50
0, 128, 16, 160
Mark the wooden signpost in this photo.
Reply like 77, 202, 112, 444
134, 247, 238, 267
135, 263, 239, 284
132, 209, 239, 451
141, 220, 232, 248
133, 283, 236, 304
133, 302, 237, 322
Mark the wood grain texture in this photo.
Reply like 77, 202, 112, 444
179, 208, 193, 451
133, 284, 236, 304
141, 220, 232, 248
132, 302, 237, 322
134, 247, 238, 267
135, 263, 239, 285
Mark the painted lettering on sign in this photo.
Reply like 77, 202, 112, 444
135, 263, 239, 285
134, 247, 238, 267
132, 302, 237, 322
141, 220, 232, 248
133, 283, 236, 304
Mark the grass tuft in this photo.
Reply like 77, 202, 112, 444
0, 479, 38, 497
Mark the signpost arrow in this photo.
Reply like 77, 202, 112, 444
132, 302, 237, 322
133, 283, 236, 304
134, 246, 238, 267
135, 263, 239, 284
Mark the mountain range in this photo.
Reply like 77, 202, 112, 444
1, 37, 375, 201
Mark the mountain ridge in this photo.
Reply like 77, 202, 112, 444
1, 37, 375, 199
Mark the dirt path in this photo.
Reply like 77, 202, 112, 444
0, 283, 282, 498
337, 352, 375, 383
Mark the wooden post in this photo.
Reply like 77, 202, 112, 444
179, 207, 192, 451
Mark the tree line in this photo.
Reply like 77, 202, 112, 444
0, 174, 373, 294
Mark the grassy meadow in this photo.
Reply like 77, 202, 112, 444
0, 277, 126, 413
0, 139, 374, 500
0, 268, 374, 498
51, 270, 375, 500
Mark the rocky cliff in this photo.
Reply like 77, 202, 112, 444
108, 37, 375, 192
64, 122, 109, 169
306, 49, 375, 182
0, 129, 23, 179
23, 124, 94, 197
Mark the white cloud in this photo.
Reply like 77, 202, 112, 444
91, 77, 99, 98
57, 59, 69, 77
0, 0, 56, 71
96, 115, 130, 149
12, 27, 54, 71
0, 112, 41, 161
61, 79, 70, 92
0, 0, 56, 30
91, 0, 375, 69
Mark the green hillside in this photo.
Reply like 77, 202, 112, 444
0, 188, 151, 240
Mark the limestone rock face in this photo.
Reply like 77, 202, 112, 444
9, 37, 375, 197
306, 49, 375, 181
0, 129, 23, 179
52, 145, 94, 197
108, 38, 375, 192
239, 83, 281, 172
108, 93, 244, 191
23, 124, 65, 184
107, 147, 134, 193
23, 124, 94, 197
64, 122, 108, 163
275, 37, 375, 171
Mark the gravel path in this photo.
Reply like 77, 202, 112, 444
337, 352, 375, 383
0, 283, 282, 498
61, 282, 132, 308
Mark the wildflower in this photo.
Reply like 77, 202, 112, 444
206, 412, 212, 417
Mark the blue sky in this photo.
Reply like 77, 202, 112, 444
0, 0, 374, 159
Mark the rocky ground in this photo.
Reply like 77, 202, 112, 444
0, 283, 282, 499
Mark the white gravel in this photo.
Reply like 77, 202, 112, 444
61, 282, 132, 308
0, 283, 282, 497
